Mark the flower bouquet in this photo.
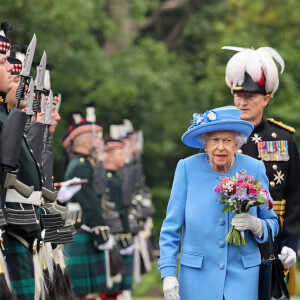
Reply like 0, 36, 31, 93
214, 170, 273, 246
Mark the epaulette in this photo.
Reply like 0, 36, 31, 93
267, 118, 296, 133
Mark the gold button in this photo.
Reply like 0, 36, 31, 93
271, 132, 277, 138
272, 165, 278, 170
107, 172, 112, 178
77, 218, 81, 223
30, 149, 34, 155
36, 220, 40, 225
37, 163, 40, 168
80, 157, 85, 162
23, 134, 27, 139
270, 181, 275, 187
105, 188, 110, 192
237, 149, 242, 154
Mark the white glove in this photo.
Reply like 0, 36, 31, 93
278, 246, 297, 268
57, 177, 82, 203
163, 276, 180, 300
120, 243, 135, 256
231, 213, 263, 238
98, 235, 113, 251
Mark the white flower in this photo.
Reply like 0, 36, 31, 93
207, 111, 217, 121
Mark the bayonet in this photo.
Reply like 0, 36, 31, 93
35, 51, 46, 92
20, 34, 36, 78
15, 34, 37, 108
33, 51, 47, 121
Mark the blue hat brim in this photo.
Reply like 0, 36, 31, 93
181, 120, 254, 148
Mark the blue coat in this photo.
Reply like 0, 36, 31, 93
158, 153, 279, 300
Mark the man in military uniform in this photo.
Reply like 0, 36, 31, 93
102, 137, 134, 300
63, 119, 112, 300
223, 46, 300, 297
0, 23, 44, 300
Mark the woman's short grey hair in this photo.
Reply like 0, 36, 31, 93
198, 131, 248, 150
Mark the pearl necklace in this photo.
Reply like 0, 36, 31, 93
209, 156, 236, 173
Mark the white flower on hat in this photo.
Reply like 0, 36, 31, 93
207, 111, 217, 121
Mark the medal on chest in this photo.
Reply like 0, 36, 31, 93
257, 140, 289, 161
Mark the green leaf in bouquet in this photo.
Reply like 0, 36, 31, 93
222, 204, 233, 214
225, 226, 247, 246
256, 195, 267, 204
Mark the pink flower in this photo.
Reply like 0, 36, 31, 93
237, 180, 244, 186
238, 181, 249, 188
214, 186, 222, 193
268, 199, 273, 210
249, 184, 256, 190
249, 189, 257, 196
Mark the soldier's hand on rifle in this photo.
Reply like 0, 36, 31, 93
57, 177, 82, 203
278, 246, 297, 268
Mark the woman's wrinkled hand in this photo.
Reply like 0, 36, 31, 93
163, 276, 180, 300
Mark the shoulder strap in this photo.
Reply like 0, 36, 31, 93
265, 220, 275, 260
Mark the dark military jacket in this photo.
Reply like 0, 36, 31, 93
241, 117, 300, 253
64, 153, 107, 246
105, 169, 130, 233
0, 101, 42, 242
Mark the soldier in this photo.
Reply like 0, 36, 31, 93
62, 119, 112, 300
223, 46, 300, 297
102, 137, 134, 300
0, 23, 45, 300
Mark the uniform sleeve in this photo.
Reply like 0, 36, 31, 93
67, 162, 108, 245
158, 159, 187, 279
256, 160, 279, 243
282, 134, 300, 236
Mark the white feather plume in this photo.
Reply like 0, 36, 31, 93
123, 119, 134, 133
223, 46, 285, 97
15, 52, 26, 65
72, 113, 82, 124
110, 125, 120, 140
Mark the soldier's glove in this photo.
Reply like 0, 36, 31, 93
98, 235, 113, 251
57, 177, 82, 203
163, 276, 180, 300
278, 246, 297, 268
120, 242, 135, 256
231, 213, 263, 238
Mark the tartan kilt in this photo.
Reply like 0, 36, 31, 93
5, 234, 35, 300
63, 230, 106, 295
107, 254, 133, 292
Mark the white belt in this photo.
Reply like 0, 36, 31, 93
5, 189, 42, 206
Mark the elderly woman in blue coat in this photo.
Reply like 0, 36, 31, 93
158, 106, 279, 300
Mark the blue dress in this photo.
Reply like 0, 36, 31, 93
158, 153, 279, 300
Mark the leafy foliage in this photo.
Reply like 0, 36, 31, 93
2, 0, 300, 190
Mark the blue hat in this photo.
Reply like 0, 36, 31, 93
181, 106, 254, 148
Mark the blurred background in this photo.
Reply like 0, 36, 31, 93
2, 0, 300, 298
